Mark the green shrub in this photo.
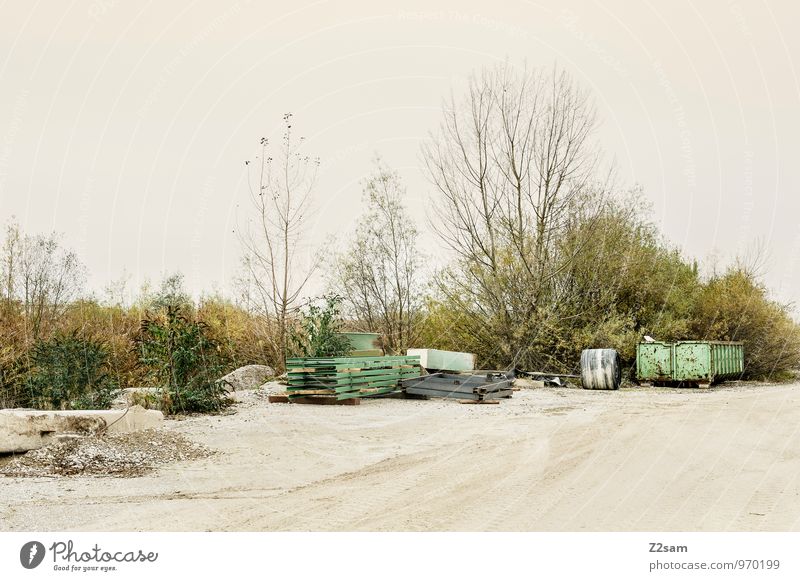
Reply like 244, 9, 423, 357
690, 268, 800, 379
291, 295, 352, 358
24, 332, 119, 410
137, 299, 231, 415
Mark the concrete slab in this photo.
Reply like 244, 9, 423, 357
0, 406, 164, 453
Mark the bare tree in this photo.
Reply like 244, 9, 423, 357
0, 220, 86, 340
332, 159, 421, 353
1, 221, 20, 317
421, 63, 606, 367
240, 114, 320, 367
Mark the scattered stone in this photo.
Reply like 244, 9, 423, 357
0, 429, 213, 478
216, 365, 275, 392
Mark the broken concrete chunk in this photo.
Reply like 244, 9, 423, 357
0, 406, 164, 453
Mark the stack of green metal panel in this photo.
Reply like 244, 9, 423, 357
285, 355, 421, 401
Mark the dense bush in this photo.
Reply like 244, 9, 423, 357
23, 332, 119, 410
137, 297, 231, 415
0, 272, 269, 412
291, 295, 352, 358
198, 294, 277, 369
62, 300, 145, 388
550, 195, 701, 366
690, 268, 800, 379
0, 308, 27, 407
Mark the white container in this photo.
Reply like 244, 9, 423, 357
406, 348, 476, 372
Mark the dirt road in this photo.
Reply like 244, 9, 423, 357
2, 382, 800, 531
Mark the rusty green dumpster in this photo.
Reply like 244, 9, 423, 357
636, 341, 744, 385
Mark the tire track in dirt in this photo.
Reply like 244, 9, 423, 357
5, 385, 800, 531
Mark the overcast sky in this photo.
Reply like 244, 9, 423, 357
1, 0, 798, 307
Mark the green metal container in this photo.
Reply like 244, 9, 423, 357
337, 332, 380, 351
636, 341, 743, 385
636, 342, 674, 381
335, 332, 383, 356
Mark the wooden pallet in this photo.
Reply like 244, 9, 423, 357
268, 393, 361, 405
289, 396, 361, 405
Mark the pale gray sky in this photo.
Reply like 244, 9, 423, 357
1, 0, 798, 306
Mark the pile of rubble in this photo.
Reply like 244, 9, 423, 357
0, 429, 213, 478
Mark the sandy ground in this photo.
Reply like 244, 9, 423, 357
2, 381, 800, 531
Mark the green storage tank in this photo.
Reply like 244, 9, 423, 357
636, 341, 743, 385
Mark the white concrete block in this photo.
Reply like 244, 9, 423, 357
406, 348, 477, 372
0, 406, 164, 453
